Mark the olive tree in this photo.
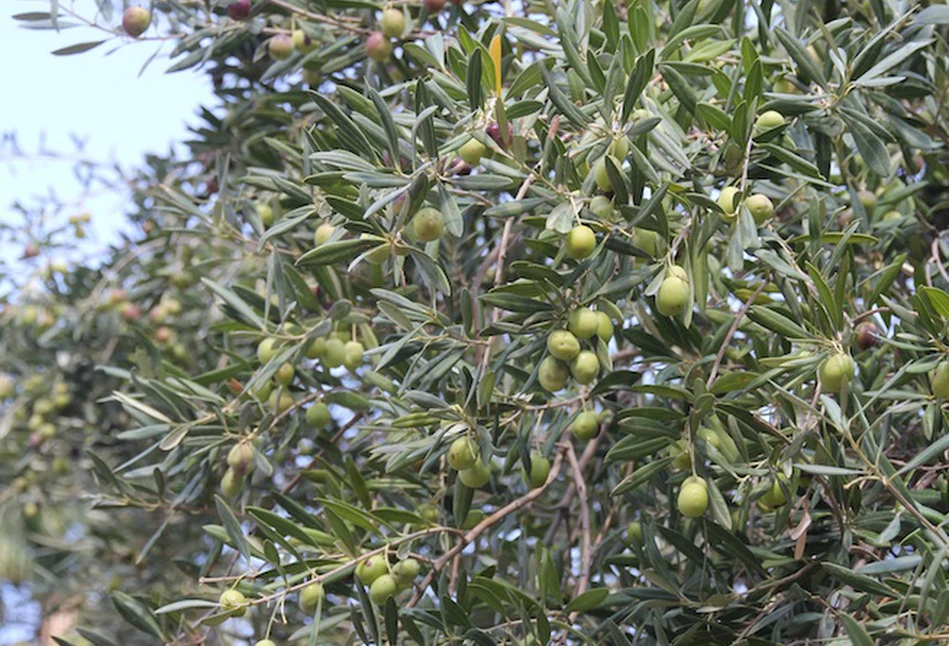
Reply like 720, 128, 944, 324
5, 0, 949, 644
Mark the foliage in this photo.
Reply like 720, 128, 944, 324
5, 0, 949, 644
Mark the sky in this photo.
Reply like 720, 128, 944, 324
0, 0, 214, 250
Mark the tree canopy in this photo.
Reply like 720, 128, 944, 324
5, 0, 949, 644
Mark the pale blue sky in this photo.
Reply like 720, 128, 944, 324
1, 1, 214, 248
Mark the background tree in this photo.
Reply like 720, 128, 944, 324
4, 0, 949, 644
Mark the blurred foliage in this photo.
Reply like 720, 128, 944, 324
5, 0, 949, 644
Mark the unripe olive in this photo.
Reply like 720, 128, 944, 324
322, 338, 347, 368
572, 410, 599, 441
633, 228, 663, 256
360, 234, 389, 263
299, 582, 324, 613
418, 503, 440, 524
365, 32, 393, 61
314, 223, 335, 246
627, 520, 643, 543
760, 476, 790, 508
302, 67, 321, 86
307, 402, 331, 427
595, 311, 614, 341
717, 186, 741, 220
754, 110, 785, 131
458, 458, 491, 488
292, 29, 316, 54
275, 363, 295, 386
568, 307, 599, 339
269, 390, 295, 415
380, 8, 405, 38
343, 341, 365, 371
527, 453, 551, 488
257, 202, 274, 226
819, 353, 855, 393
356, 556, 389, 585
219, 589, 247, 616
656, 272, 690, 317
269, 34, 294, 60
257, 338, 278, 364
677, 478, 709, 518
227, 443, 256, 476
369, 574, 398, 604
412, 208, 444, 242
447, 437, 477, 470
745, 193, 774, 223
593, 155, 620, 192
931, 362, 949, 398
882, 210, 902, 222
569, 351, 600, 385
609, 136, 629, 159
255, 641, 277, 646
538, 357, 569, 392
306, 337, 327, 359
547, 330, 581, 361
589, 195, 615, 221
391, 558, 420, 586
122, 6, 151, 38
857, 190, 877, 211
458, 137, 488, 166
565, 225, 596, 259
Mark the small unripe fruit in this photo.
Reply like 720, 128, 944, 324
122, 6, 151, 37
356, 556, 389, 585
322, 338, 346, 368
391, 558, 420, 586
343, 341, 365, 371
594, 156, 619, 191
633, 228, 663, 256
299, 582, 324, 614
458, 458, 491, 488
656, 272, 690, 317
227, 0, 251, 20
257, 202, 274, 226
257, 338, 278, 364
819, 353, 855, 393
380, 8, 405, 38
227, 443, 256, 477
547, 330, 581, 361
219, 589, 247, 616
269, 390, 295, 415
447, 437, 477, 470
369, 574, 398, 604
568, 308, 599, 339
627, 520, 643, 543
418, 503, 440, 524
572, 410, 599, 441
609, 136, 629, 160
857, 190, 877, 211
595, 311, 614, 341
458, 137, 487, 166
292, 30, 316, 54
412, 208, 444, 242
570, 351, 600, 385
760, 477, 789, 508
365, 32, 393, 61
538, 357, 569, 392
745, 194, 774, 223
677, 478, 709, 518
754, 110, 785, 131
882, 210, 902, 222
307, 402, 331, 427
527, 453, 551, 489
314, 223, 335, 246
275, 363, 295, 386
931, 362, 949, 399
302, 67, 321, 86
589, 195, 615, 220
255, 641, 277, 646
269, 35, 294, 60
717, 186, 741, 220
306, 337, 327, 359
855, 322, 878, 351
565, 225, 596, 259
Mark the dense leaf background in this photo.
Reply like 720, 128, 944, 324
4, 0, 949, 644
